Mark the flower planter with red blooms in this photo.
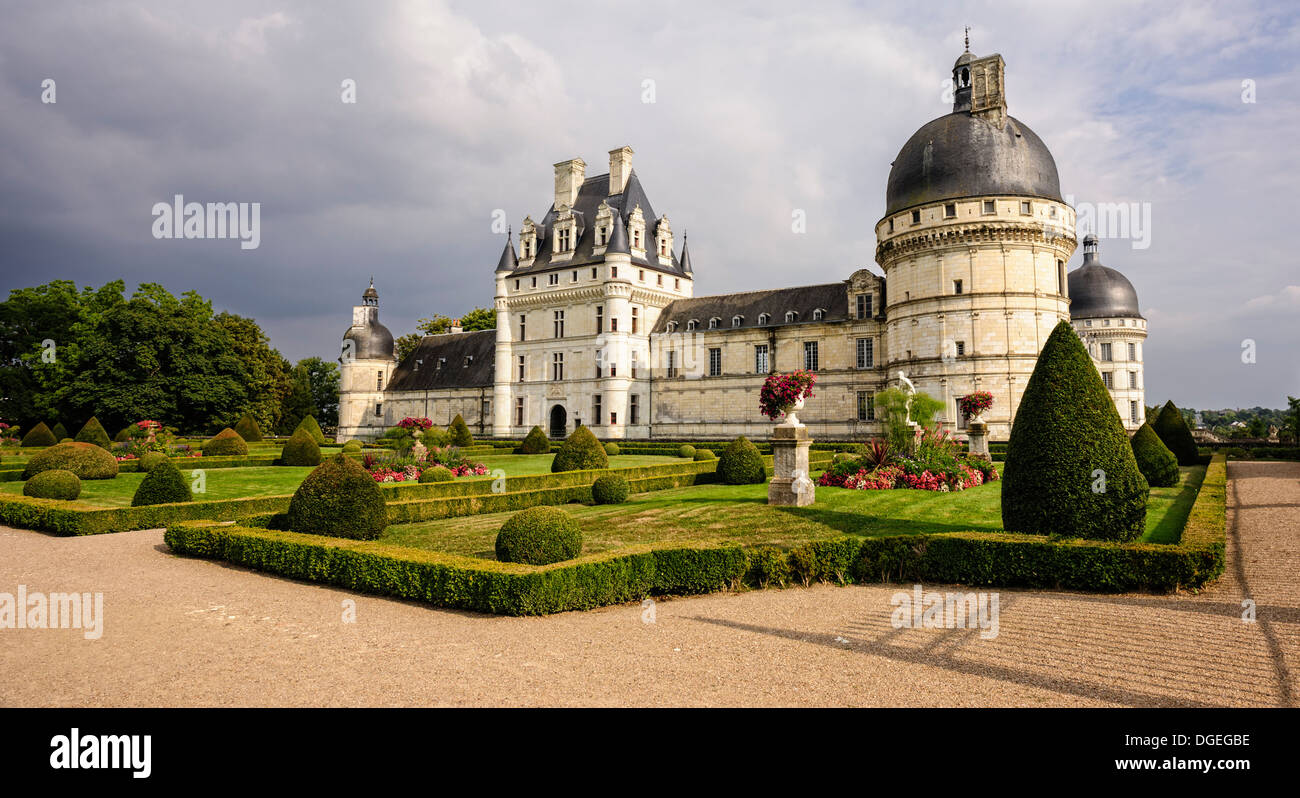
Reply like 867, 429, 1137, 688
759, 370, 817, 425
958, 391, 994, 424
397, 417, 433, 431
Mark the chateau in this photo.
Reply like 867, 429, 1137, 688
337, 45, 1147, 442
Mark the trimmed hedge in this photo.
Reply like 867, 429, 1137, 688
140, 452, 168, 472
604, 442, 620, 457
22, 422, 57, 447
287, 454, 387, 540
449, 414, 474, 447
518, 426, 550, 454
495, 506, 583, 565
74, 417, 113, 450
23, 442, 119, 480
132, 461, 191, 507
1152, 401, 1200, 466
294, 415, 327, 446
1131, 422, 1179, 487
693, 448, 716, 462
23, 470, 81, 501
718, 436, 765, 484
551, 425, 608, 472
342, 440, 363, 454
677, 445, 696, 459
202, 428, 249, 457
591, 473, 630, 504
280, 428, 322, 467
234, 413, 264, 442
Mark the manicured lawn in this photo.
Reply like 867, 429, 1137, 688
0, 466, 318, 508
382, 464, 1208, 560
471, 453, 682, 477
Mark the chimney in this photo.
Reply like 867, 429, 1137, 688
608, 146, 633, 195
553, 158, 585, 209
449, 318, 463, 334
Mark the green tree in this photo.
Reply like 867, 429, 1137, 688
396, 307, 498, 362
278, 364, 316, 435
298, 357, 340, 427
213, 312, 292, 434
874, 387, 943, 454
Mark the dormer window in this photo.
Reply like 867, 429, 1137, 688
519, 216, 539, 262
732, 315, 743, 328
655, 214, 673, 265
785, 311, 798, 323
709, 317, 720, 329
436, 358, 446, 370
666, 321, 678, 332
758, 313, 770, 325
686, 319, 699, 331
812, 308, 825, 321
557, 227, 571, 251
593, 201, 613, 251
628, 204, 646, 254
463, 356, 473, 367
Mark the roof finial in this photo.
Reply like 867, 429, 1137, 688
964, 26, 970, 52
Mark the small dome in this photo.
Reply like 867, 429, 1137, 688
343, 320, 395, 361
1068, 238, 1142, 320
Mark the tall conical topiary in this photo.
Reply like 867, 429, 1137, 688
448, 413, 474, 447
51, 422, 69, 441
287, 454, 388, 539
280, 427, 321, 466
234, 412, 264, 442
550, 424, 608, 473
519, 425, 550, 454
293, 414, 327, 445
131, 460, 191, 506
74, 416, 112, 450
1131, 422, 1179, 488
1002, 321, 1149, 541
21, 422, 57, 447
1152, 400, 1199, 466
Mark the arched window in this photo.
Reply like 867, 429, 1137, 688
732, 315, 743, 328
686, 319, 698, 331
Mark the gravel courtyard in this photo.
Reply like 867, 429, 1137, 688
1, 461, 1296, 707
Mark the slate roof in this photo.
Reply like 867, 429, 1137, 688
507, 170, 685, 277
385, 329, 496, 391
651, 283, 850, 333
1068, 235, 1142, 320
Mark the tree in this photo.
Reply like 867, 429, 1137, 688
278, 364, 316, 435
213, 312, 292, 434
875, 387, 943, 454
395, 333, 422, 363
298, 357, 340, 427
396, 307, 497, 362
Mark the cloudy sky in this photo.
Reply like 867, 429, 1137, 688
2, 0, 1297, 409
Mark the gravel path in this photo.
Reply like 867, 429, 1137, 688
1, 460, 1296, 707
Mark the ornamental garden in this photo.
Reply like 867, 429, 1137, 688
0, 321, 1228, 615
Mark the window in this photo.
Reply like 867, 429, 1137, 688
631, 351, 639, 379
674, 278, 680, 290
1100, 342, 1113, 361
944, 203, 956, 218
571, 270, 578, 282
1057, 259, 1065, 295
631, 307, 639, 334
758, 313, 770, 325
856, 294, 872, 319
519, 314, 526, 341
785, 311, 797, 323
1085, 319, 1092, 327
591, 267, 597, 279
1020, 201, 1032, 215
597, 227, 606, 246
610, 317, 618, 332
1128, 342, 1137, 361
592, 395, 602, 425
708, 348, 722, 376
463, 356, 473, 368
666, 321, 677, 333
1129, 371, 1138, 389
630, 395, 640, 424
375, 402, 383, 418
633, 230, 641, 249
610, 411, 618, 426
911, 210, 921, 225
515, 398, 524, 426
553, 310, 565, 338
1102, 371, 1113, 389
436, 357, 446, 370
481, 399, 490, 421
857, 392, 875, 422
611, 266, 618, 278
667, 350, 678, 378
517, 355, 525, 381
1103, 319, 1111, 327
955, 341, 966, 357
557, 228, 571, 251
813, 308, 825, 321
982, 200, 995, 214
548, 273, 559, 286
657, 275, 663, 286
595, 306, 603, 333
803, 341, 819, 371
888, 218, 895, 232
856, 338, 873, 369
552, 352, 564, 381
514, 279, 520, 290
609, 361, 617, 377
595, 351, 602, 378
953, 279, 963, 295
1130, 401, 1139, 424
1049, 206, 1057, 218
531, 277, 537, 288
707, 317, 719, 330
686, 319, 698, 331
732, 315, 743, 328
376, 370, 384, 390
755, 344, 769, 374
638, 269, 645, 282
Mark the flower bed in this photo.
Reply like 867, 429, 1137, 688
363, 445, 488, 482
818, 427, 1000, 492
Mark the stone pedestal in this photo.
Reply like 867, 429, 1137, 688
966, 420, 990, 458
768, 424, 814, 506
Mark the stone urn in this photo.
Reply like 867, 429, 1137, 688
779, 395, 807, 428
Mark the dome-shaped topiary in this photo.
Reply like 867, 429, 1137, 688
551, 425, 609, 472
21, 422, 57, 447
131, 460, 191, 506
693, 448, 716, 461
139, 451, 168, 472
287, 454, 388, 540
519, 426, 550, 454
591, 473, 629, 505
418, 465, 454, 483
677, 444, 696, 459
234, 412, 264, 442
293, 415, 327, 446
23, 469, 81, 501
114, 426, 133, 442
23, 441, 119, 480
280, 428, 322, 466
603, 442, 620, 457
201, 428, 248, 457
1002, 321, 1148, 541
1131, 422, 1180, 488
342, 439, 363, 454
74, 416, 112, 450
51, 422, 69, 441
718, 436, 766, 484
448, 414, 474, 447
1151, 400, 1199, 466
494, 506, 582, 564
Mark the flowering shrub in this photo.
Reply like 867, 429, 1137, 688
371, 465, 422, 483
364, 448, 487, 482
397, 417, 433, 431
759, 370, 817, 420
958, 391, 994, 419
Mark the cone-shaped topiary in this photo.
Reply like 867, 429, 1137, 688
494, 506, 582, 564
519, 426, 550, 454
21, 422, 57, 447
280, 428, 322, 467
1002, 321, 1148, 541
591, 473, 629, 504
677, 444, 696, 459
287, 454, 388, 539
51, 422, 69, 441
418, 465, 454, 483
23, 441, 119, 480
293, 415, 327, 446
1152, 400, 1199, 466
234, 412, 264, 442
201, 427, 248, 456
718, 436, 766, 484
24, 469, 81, 501
1131, 422, 1180, 488
74, 416, 112, 450
131, 460, 191, 506
448, 414, 474, 447
550, 424, 609, 472
603, 442, 619, 457
139, 451, 168, 472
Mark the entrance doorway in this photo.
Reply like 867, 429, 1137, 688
549, 404, 567, 440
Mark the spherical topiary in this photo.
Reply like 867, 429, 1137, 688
234, 412, 264, 443
1152, 400, 1199, 466
114, 426, 132, 443
1002, 321, 1148, 541
74, 416, 112, 450
21, 422, 57, 447
287, 454, 388, 540
591, 473, 629, 505
718, 436, 766, 484
131, 460, 191, 506
342, 439, 363, 454
494, 506, 582, 565
139, 451, 168, 472
519, 425, 550, 454
23, 469, 81, 501
1131, 422, 1180, 488
678, 444, 696, 459
693, 448, 716, 461
449, 414, 474, 447
418, 465, 454, 483
551, 425, 609, 472
293, 415, 327, 446
604, 442, 620, 457
280, 428, 322, 466
201, 427, 248, 457
22, 441, 119, 480
51, 422, 69, 441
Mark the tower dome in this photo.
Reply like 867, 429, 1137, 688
1067, 235, 1142, 320
342, 279, 396, 360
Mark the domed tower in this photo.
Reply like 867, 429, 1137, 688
337, 278, 398, 441
875, 43, 1076, 439
1068, 234, 1147, 430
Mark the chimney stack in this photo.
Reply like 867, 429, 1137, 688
553, 158, 585, 209
608, 146, 633, 195
449, 318, 463, 334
